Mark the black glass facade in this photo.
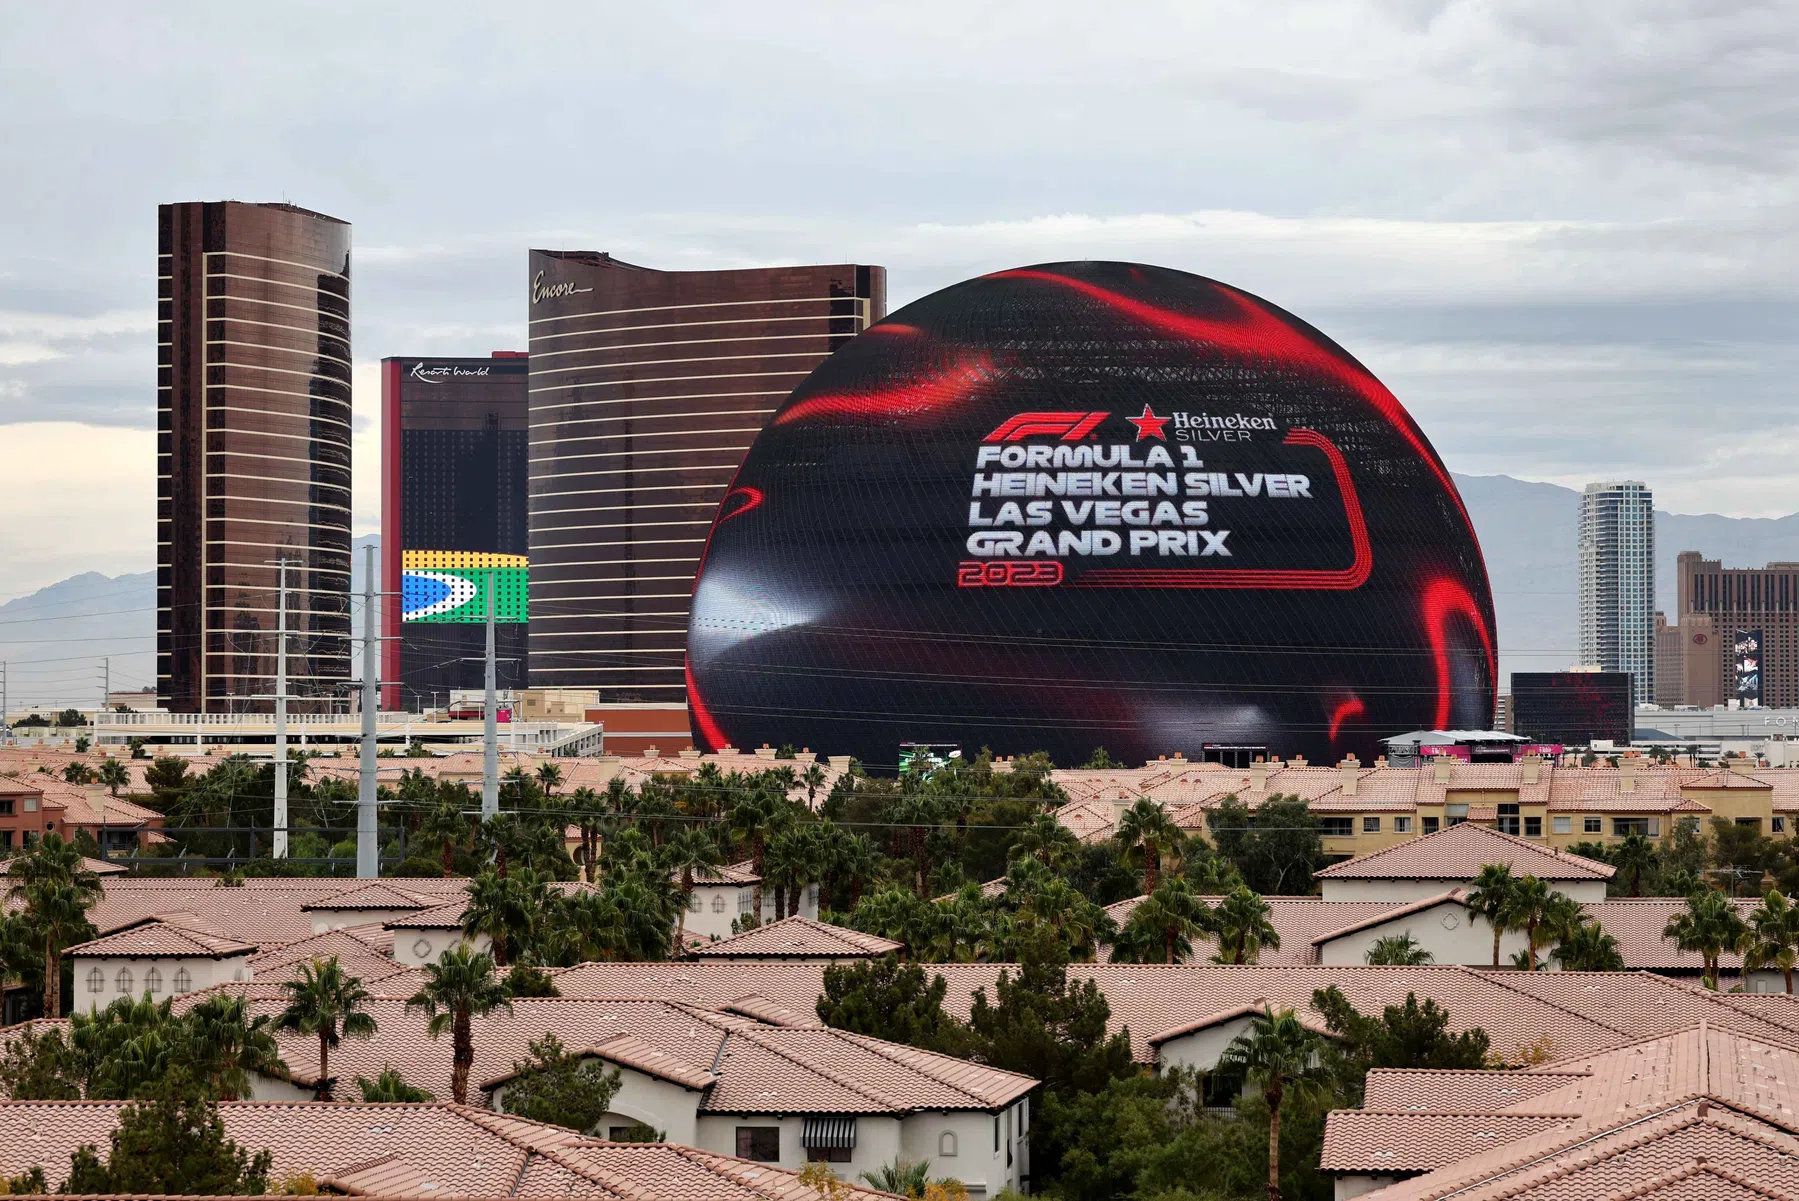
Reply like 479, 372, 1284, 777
157, 202, 352, 713
1512, 671, 1636, 747
687, 261, 1497, 767
380, 355, 529, 707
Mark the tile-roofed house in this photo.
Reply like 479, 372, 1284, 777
300, 881, 439, 933
66, 916, 258, 1013
1313, 822, 1614, 902
247, 925, 416, 988
680, 861, 819, 948
0, 852, 125, 877
0, 1100, 902, 1201
75, 876, 470, 946
1323, 1023, 1799, 1200
690, 916, 902, 962
1101, 894, 1468, 967
221, 994, 1034, 1195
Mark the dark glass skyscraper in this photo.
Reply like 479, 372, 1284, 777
525, 253, 885, 701
380, 353, 530, 708
157, 202, 352, 714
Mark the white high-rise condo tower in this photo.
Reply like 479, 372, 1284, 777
1578, 481, 1655, 704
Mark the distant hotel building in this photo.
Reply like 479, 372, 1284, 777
1577, 481, 1655, 704
380, 353, 530, 709
1676, 551, 1799, 707
157, 202, 352, 713
525, 253, 885, 702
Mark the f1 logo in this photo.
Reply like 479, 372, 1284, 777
983, 411, 1109, 442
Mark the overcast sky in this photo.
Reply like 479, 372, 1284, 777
0, 0, 1795, 602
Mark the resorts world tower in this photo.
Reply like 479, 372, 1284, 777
157, 202, 352, 713
525, 253, 885, 702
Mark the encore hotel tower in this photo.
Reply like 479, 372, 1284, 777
157, 202, 353, 713
526, 253, 885, 702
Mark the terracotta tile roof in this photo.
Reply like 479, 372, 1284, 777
1468, 970, 1799, 1050
0, 854, 125, 877
248, 926, 415, 986
1102, 895, 1437, 966
1680, 768, 1775, 790
1363, 1068, 1591, 1112
224, 994, 1033, 1114
0, 1100, 899, 1201
1144, 998, 1343, 1045
1320, 1110, 1580, 1173
689, 860, 761, 885
1051, 799, 1118, 843
691, 916, 901, 960
1305, 890, 1467, 947
717, 994, 825, 1029
75, 877, 469, 946
1313, 822, 1614, 881
301, 883, 438, 911
65, 916, 257, 959
480, 1032, 720, 1092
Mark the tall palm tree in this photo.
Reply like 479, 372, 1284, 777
801, 763, 826, 809
832, 831, 882, 911
559, 887, 628, 962
566, 787, 606, 882
1212, 886, 1280, 965
1113, 879, 1209, 964
660, 828, 724, 953
1502, 875, 1559, 971
1664, 888, 1749, 990
8, 834, 102, 1019
534, 762, 563, 797
1114, 799, 1181, 894
1015, 877, 1116, 962
1217, 1006, 1334, 1201
461, 869, 550, 966
274, 956, 376, 1100
1612, 832, 1655, 898
417, 795, 471, 878
1551, 920, 1625, 971
1011, 812, 1081, 870
1365, 934, 1433, 965
406, 943, 510, 1104
727, 789, 785, 916
1742, 889, 1799, 993
95, 759, 129, 798
1463, 863, 1517, 968
180, 992, 287, 1100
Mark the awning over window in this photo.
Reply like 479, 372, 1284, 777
802, 1116, 858, 1150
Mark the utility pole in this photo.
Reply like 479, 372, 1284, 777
272, 560, 289, 859
482, 575, 498, 819
357, 543, 378, 878
99, 656, 108, 727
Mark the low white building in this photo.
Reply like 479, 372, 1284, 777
385, 900, 490, 967
681, 861, 820, 948
300, 881, 438, 934
67, 917, 256, 1013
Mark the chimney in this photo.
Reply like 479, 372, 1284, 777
1432, 757, 1453, 784
1249, 757, 1269, 791
1340, 755, 1360, 797
1619, 758, 1637, 793
1290, 755, 1308, 768
1520, 754, 1541, 785
1731, 758, 1757, 776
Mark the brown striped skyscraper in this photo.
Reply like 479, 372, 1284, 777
525, 253, 885, 701
157, 202, 352, 713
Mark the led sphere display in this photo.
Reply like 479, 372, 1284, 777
687, 262, 1494, 767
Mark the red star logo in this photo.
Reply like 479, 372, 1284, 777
1126, 405, 1169, 441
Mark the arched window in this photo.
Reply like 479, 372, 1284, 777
938, 1131, 958, 1158
115, 967, 133, 995
143, 966, 163, 995
689, 893, 702, 913
86, 967, 103, 994
738, 890, 752, 914
172, 966, 192, 993
711, 895, 727, 914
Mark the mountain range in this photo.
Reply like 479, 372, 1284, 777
4, 481, 1797, 710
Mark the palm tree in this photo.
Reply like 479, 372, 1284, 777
95, 759, 129, 798
1612, 832, 1655, 897
180, 992, 287, 1100
566, 787, 606, 882
1113, 880, 1209, 965
61, 762, 95, 786
801, 763, 826, 809
1217, 1006, 1333, 1201
1463, 863, 1517, 969
275, 956, 377, 1100
461, 869, 550, 966
417, 795, 471, 878
1742, 889, 1799, 993
1011, 812, 1081, 870
406, 943, 511, 1104
1365, 933, 1433, 965
7, 833, 102, 1019
1664, 888, 1749, 990
1115, 799, 1181, 894
1502, 875, 1561, 971
356, 1066, 432, 1102
534, 762, 563, 797
1551, 921, 1625, 971
727, 789, 785, 916
1014, 876, 1116, 962
559, 887, 628, 962
832, 831, 882, 910
859, 1157, 932, 1199
1212, 886, 1280, 965
660, 829, 724, 953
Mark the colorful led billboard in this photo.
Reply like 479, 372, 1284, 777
686, 261, 1496, 766
401, 550, 528, 624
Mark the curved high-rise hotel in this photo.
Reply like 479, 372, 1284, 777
526, 254, 885, 702
157, 202, 352, 713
